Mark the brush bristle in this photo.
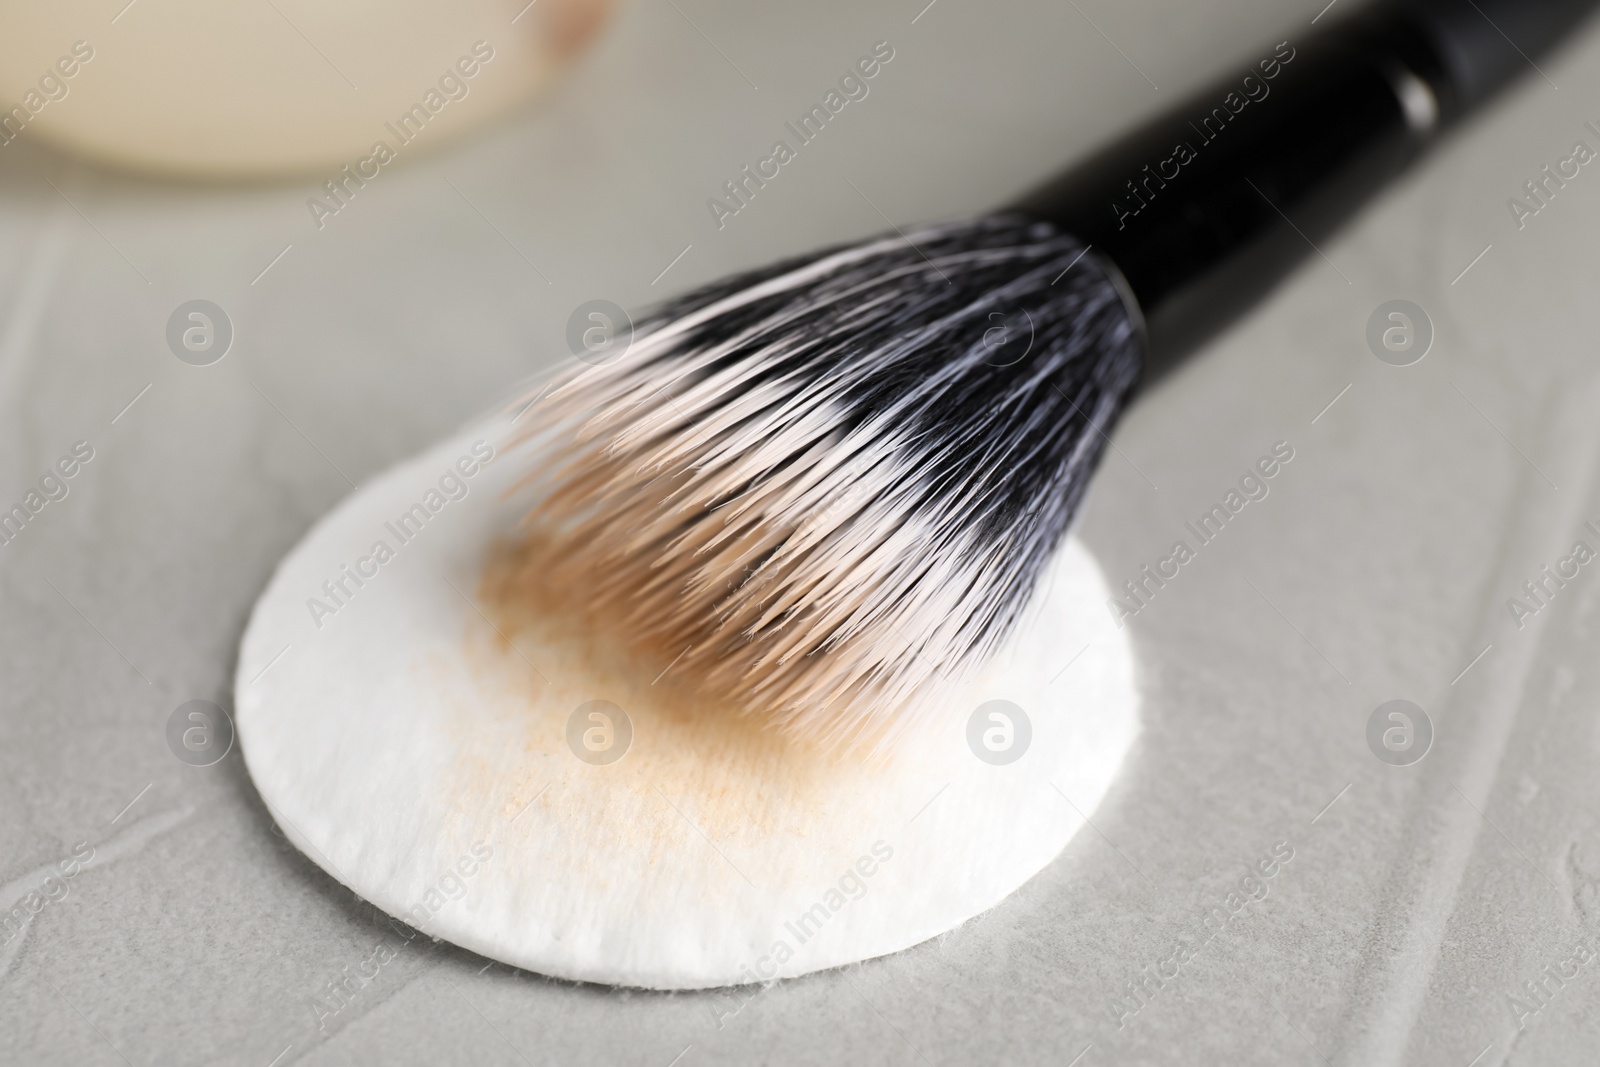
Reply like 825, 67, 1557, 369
513, 215, 1142, 753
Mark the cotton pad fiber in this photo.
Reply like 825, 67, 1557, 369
235, 413, 1139, 989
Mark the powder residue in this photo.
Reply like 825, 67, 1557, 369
453, 531, 936, 869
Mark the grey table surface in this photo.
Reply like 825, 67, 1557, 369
5, 0, 1600, 1063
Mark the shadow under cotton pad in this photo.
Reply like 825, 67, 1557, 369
234, 412, 1140, 990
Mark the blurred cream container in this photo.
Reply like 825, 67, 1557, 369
0, 0, 614, 178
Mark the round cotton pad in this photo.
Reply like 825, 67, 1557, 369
235, 413, 1139, 990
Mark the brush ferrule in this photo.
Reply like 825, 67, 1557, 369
1013, 0, 1595, 382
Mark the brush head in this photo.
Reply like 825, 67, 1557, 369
516, 215, 1143, 753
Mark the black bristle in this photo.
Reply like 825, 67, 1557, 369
521, 215, 1144, 751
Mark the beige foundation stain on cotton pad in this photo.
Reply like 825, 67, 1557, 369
235, 414, 1139, 990
469, 533, 865, 822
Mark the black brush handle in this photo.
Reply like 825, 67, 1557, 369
1015, 0, 1597, 380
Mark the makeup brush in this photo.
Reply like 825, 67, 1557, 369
519, 0, 1595, 751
